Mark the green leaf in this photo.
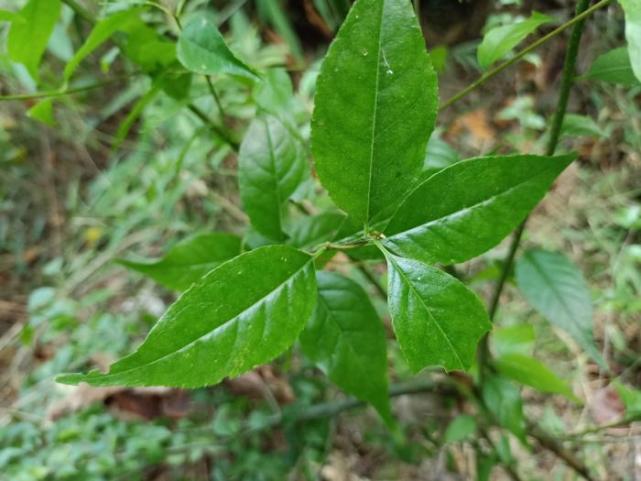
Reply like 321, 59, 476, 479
476, 454, 498, 481
430, 45, 448, 73
495, 353, 578, 401
63, 8, 142, 82
515, 249, 605, 367
300, 272, 391, 422
27, 99, 55, 126
0, 9, 17, 22
177, 16, 258, 79
311, 0, 438, 225
122, 18, 176, 72
444, 415, 477, 443
238, 116, 309, 241
482, 375, 526, 442
57, 246, 317, 388
113, 82, 163, 149
288, 212, 347, 249
419, 132, 461, 182
619, 0, 641, 83
477, 12, 552, 69
383, 154, 575, 265
492, 324, 535, 357
254, 68, 294, 113
585, 47, 641, 86
7, 0, 61, 78
614, 381, 641, 417
384, 253, 491, 372
118, 233, 242, 291
560, 114, 605, 139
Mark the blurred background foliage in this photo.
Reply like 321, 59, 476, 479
1, 0, 641, 480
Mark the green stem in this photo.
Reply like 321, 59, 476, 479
439, 0, 611, 111
61, 0, 92, 22
479, 0, 593, 380
527, 422, 597, 481
488, 0, 592, 321
206, 76, 227, 119
0, 77, 136, 102
187, 104, 240, 151
563, 414, 641, 438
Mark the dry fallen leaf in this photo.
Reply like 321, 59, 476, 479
48, 384, 190, 421
225, 365, 295, 405
447, 109, 496, 151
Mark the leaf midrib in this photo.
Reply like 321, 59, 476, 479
388, 163, 558, 240
364, 0, 386, 224
106, 258, 314, 378
388, 256, 465, 370
264, 118, 284, 234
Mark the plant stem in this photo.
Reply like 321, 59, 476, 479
439, 0, 611, 111
563, 414, 641, 438
0, 77, 134, 102
206, 76, 227, 119
61, 0, 92, 22
187, 104, 240, 151
478, 427, 524, 481
477, 7, 601, 477
528, 423, 597, 481
486, 0, 592, 325
59, 0, 235, 151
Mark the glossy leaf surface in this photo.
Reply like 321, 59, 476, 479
385, 253, 491, 372
300, 272, 391, 421
57, 246, 317, 387
177, 16, 258, 78
477, 12, 552, 69
8, 0, 61, 77
311, 0, 438, 224
239, 116, 308, 240
516, 249, 605, 367
118, 233, 242, 291
383, 154, 575, 265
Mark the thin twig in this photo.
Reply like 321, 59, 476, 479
478, 427, 524, 481
206, 76, 227, 119
485, 0, 593, 325
0, 77, 136, 102
61, 0, 92, 22
187, 104, 240, 151
564, 415, 641, 438
439, 0, 612, 111
478, 10, 600, 478
528, 423, 597, 481
59, 0, 238, 153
